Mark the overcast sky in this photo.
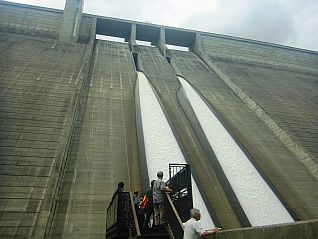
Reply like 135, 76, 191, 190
6, 0, 318, 51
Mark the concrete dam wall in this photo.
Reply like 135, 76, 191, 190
0, 1, 318, 238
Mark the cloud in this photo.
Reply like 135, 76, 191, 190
238, 1, 296, 45
181, 0, 297, 47
289, 3, 318, 51
83, 0, 213, 27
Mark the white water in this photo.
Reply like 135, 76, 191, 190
178, 76, 294, 226
137, 71, 215, 229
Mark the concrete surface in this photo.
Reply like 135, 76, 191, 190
48, 40, 141, 239
0, 0, 317, 238
59, 0, 83, 43
0, 1, 62, 39
170, 49, 318, 221
210, 219, 318, 239
137, 45, 242, 228
0, 32, 90, 238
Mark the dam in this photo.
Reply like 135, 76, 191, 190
0, 0, 318, 238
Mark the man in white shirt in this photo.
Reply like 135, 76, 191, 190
183, 208, 219, 239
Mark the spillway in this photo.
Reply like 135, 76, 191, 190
137, 71, 215, 229
178, 76, 294, 226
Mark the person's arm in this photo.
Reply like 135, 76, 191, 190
160, 181, 172, 192
195, 221, 219, 237
161, 187, 172, 192
200, 227, 219, 236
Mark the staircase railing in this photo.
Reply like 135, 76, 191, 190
165, 192, 184, 238
106, 192, 141, 239
106, 164, 192, 238
129, 192, 141, 238
106, 192, 128, 238
167, 163, 193, 222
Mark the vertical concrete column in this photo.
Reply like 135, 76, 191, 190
192, 32, 218, 67
128, 23, 145, 72
59, 0, 84, 43
89, 17, 97, 43
129, 23, 137, 51
192, 32, 203, 54
155, 27, 168, 57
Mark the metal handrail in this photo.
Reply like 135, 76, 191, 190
165, 192, 184, 238
106, 191, 142, 239
167, 163, 193, 222
106, 192, 130, 239
129, 192, 141, 238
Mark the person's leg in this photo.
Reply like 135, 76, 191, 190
143, 205, 152, 227
149, 205, 154, 227
143, 208, 149, 228
159, 202, 165, 225
153, 203, 160, 226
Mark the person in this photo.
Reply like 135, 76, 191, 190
139, 194, 148, 210
143, 180, 155, 228
139, 195, 144, 207
183, 208, 219, 239
133, 191, 145, 226
133, 191, 140, 205
153, 171, 172, 226
110, 182, 124, 203
133, 191, 141, 214
108, 182, 125, 211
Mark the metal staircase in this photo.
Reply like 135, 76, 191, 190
106, 164, 192, 239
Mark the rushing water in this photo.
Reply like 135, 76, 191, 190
178, 76, 294, 226
137, 71, 215, 229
